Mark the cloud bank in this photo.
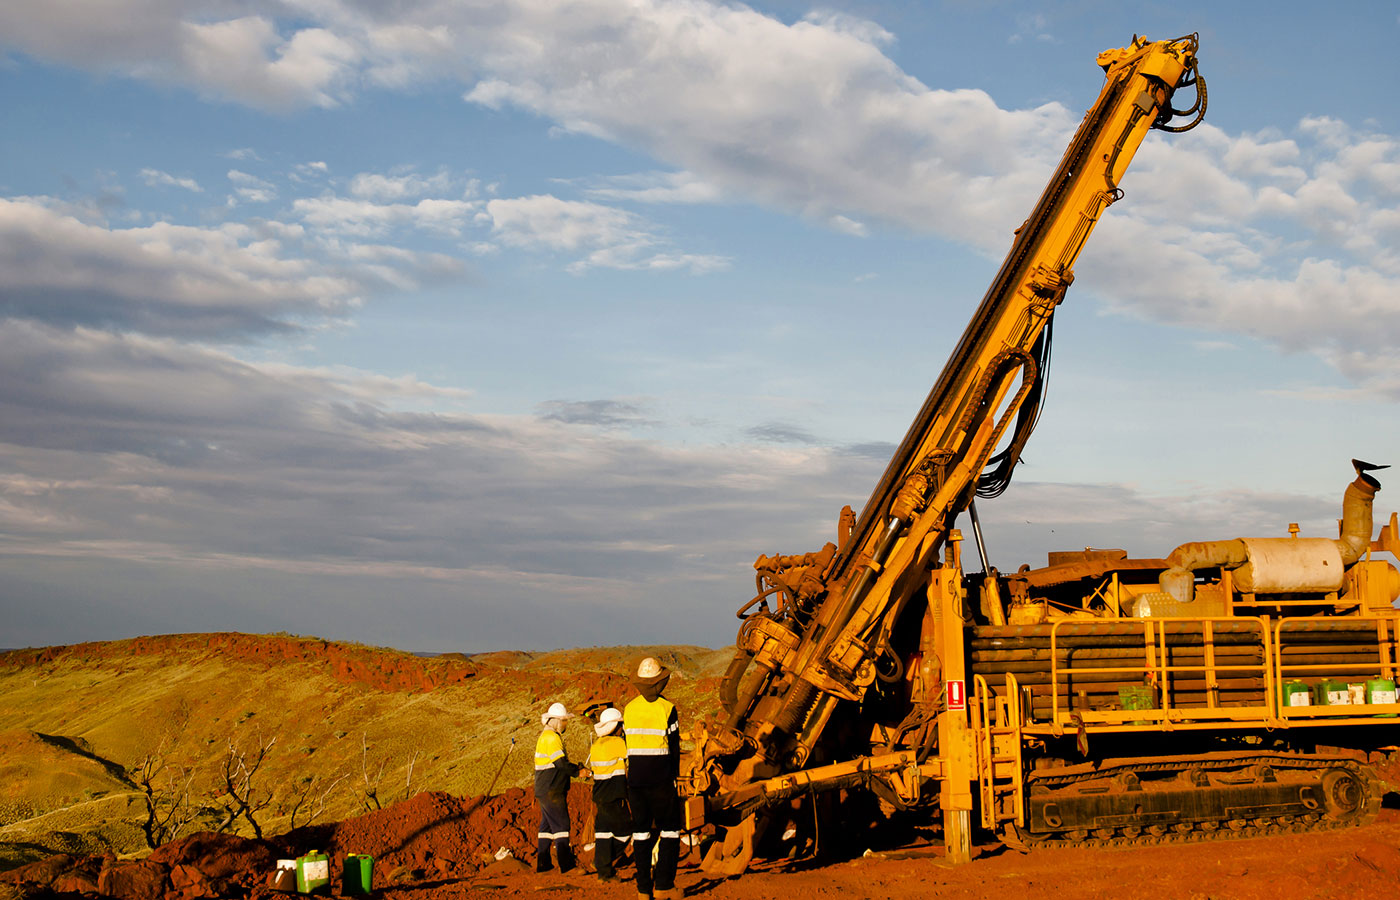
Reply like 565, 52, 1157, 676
2, 1, 1398, 648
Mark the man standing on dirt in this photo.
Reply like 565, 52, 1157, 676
624, 657, 682, 900
535, 701, 587, 874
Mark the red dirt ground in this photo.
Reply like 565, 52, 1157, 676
6, 786, 1400, 900
5, 635, 1399, 899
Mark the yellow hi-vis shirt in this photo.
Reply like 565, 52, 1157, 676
535, 728, 566, 771
624, 695, 676, 757
588, 734, 628, 780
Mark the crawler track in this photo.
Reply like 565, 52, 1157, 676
1018, 752, 1382, 850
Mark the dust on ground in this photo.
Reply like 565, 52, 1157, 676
5, 787, 1400, 900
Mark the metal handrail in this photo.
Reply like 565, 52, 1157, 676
1047, 616, 1272, 725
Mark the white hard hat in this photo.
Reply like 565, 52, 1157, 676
594, 707, 623, 737
541, 701, 573, 726
632, 655, 670, 687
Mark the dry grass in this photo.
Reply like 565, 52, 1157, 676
0, 634, 730, 872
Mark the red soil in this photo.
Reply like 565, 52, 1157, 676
7, 785, 1400, 900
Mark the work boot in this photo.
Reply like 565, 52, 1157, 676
556, 842, 576, 874
653, 889, 682, 900
536, 837, 553, 873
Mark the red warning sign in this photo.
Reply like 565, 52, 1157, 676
946, 679, 966, 711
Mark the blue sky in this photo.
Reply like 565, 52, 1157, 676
2, 1, 1399, 652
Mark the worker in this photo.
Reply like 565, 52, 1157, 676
587, 706, 630, 883
534, 701, 587, 873
623, 657, 682, 900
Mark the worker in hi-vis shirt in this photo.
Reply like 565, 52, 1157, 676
623, 657, 681, 900
586, 706, 630, 882
534, 701, 588, 873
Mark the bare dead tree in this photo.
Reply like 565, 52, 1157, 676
131, 749, 199, 849
360, 733, 387, 811
215, 732, 277, 838
402, 749, 422, 801
129, 698, 199, 849
281, 771, 350, 830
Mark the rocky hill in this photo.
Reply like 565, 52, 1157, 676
0, 633, 731, 870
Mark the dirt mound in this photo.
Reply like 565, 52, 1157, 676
148, 832, 278, 882
0, 633, 480, 694
276, 785, 599, 881
0, 787, 600, 899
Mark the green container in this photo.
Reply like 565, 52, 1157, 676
1367, 677, 1397, 717
1118, 686, 1155, 710
296, 851, 331, 894
1316, 678, 1350, 706
343, 854, 373, 895
1118, 685, 1154, 725
1280, 680, 1313, 709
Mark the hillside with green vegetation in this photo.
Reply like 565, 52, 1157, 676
0, 633, 731, 871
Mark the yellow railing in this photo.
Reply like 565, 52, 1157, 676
1273, 616, 1400, 720
1045, 617, 1274, 728
972, 672, 1025, 828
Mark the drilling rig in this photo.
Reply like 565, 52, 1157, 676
683, 34, 1400, 873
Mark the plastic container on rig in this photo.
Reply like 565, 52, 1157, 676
1316, 678, 1350, 706
342, 854, 373, 895
295, 851, 331, 894
1280, 680, 1313, 709
1118, 685, 1155, 725
1367, 677, 1397, 717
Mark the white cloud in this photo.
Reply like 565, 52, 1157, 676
139, 168, 203, 192
227, 168, 278, 204
1008, 13, 1054, 45
1073, 114, 1400, 395
584, 170, 722, 204
0, 196, 359, 337
291, 160, 330, 182
484, 194, 636, 252
829, 214, 867, 237
4, 2, 1399, 387
0, 314, 1363, 647
349, 169, 460, 201
175, 18, 361, 109
293, 195, 478, 237
481, 194, 727, 273
0, 318, 873, 645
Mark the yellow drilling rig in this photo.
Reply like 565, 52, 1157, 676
683, 34, 1400, 873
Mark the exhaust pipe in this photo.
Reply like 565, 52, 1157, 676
1158, 460, 1385, 604
1338, 463, 1382, 565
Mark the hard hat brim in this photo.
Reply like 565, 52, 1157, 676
631, 669, 670, 689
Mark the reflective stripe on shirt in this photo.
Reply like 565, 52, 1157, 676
535, 729, 566, 771
588, 734, 628, 780
623, 695, 675, 757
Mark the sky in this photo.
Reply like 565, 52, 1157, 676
2, 1, 1400, 653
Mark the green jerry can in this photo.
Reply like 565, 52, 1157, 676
1367, 677, 1397, 717
343, 853, 374, 895
1280, 680, 1312, 708
1118, 685, 1154, 725
1315, 678, 1349, 706
296, 851, 331, 894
